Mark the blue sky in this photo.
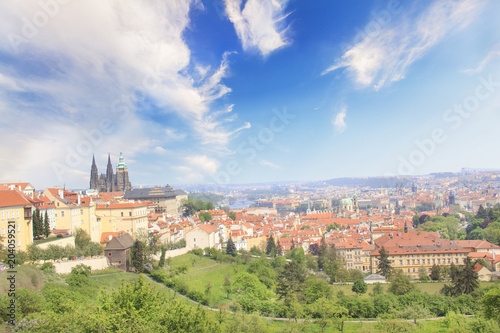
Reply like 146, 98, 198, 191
0, 0, 499, 189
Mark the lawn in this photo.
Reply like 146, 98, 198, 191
167, 253, 236, 307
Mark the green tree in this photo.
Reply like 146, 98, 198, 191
74, 228, 91, 250
182, 200, 197, 217
158, 246, 166, 268
266, 234, 276, 256
476, 205, 487, 219
43, 211, 50, 238
458, 257, 479, 295
226, 238, 236, 256
131, 240, 145, 273
388, 271, 415, 295
419, 266, 429, 282
228, 211, 236, 221
32, 208, 42, 239
317, 235, 328, 271
430, 264, 441, 281
276, 261, 308, 300
199, 211, 212, 222
482, 287, 500, 322
309, 297, 348, 333
376, 246, 393, 278
372, 282, 384, 295
223, 274, 232, 299
352, 279, 368, 295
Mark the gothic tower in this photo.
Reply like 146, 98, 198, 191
106, 153, 115, 192
90, 154, 99, 190
115, 152, 132, 192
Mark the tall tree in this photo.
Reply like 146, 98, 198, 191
43, 211, 50, 238
266, 234, 276, 256
276, 261, 308, 300
376, 246, 393, 278
226, 238, 236, 256
458, 257, 479, 295
32, 208, 42, 239
158, 246, 166, 268
476, 205, 487, 219
317, 235, 328, 271
131, 240, 145, 273
276, 241, 283, 257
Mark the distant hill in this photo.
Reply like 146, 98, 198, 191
324, 177, 413, 188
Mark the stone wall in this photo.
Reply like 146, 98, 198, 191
38, 236, 75, 250
53, 256, 109, 274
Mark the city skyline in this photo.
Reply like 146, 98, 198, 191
1, 0, 500, 189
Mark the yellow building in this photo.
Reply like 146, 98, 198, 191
96, 202, 149, 236
0, 189, 33, 252
43, 188, 83, 233
370, 231, 469, 279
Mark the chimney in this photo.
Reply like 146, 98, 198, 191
58, 189, 64, 199
18, 185, 21, 191
78, 195, 81, 205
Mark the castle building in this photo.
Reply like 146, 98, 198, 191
90, 153, 132, 193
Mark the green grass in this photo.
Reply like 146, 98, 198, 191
167, 253, 236, 307
33, 236, 71, 246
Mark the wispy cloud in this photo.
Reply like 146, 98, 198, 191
224, 0, 292, 56
323, 0, 487, 89
260, 160, 281, 169
462, 46, 500, 74
332, 107, 347, 133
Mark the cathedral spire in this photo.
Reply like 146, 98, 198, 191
106, 153, 115, 192
89, 154, 99, 190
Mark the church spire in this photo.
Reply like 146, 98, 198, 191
106, 153, 115, 192
89, 154, 99, 190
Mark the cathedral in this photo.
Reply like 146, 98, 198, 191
90, 152, 132, 192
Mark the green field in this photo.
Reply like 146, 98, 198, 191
167, 253, 236, 306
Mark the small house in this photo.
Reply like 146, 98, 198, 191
104, 232, 134, 272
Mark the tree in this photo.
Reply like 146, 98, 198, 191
131, 240, 145, 273
276, 261, 308, 300
228, 211, 236, 221
419, 266, 429, 282
275, 241, 283, 257
476, 205, 487, 219
376, 246, 393, 278
74, 228, 91, 250
458, 257, 479, 295
223, 274, 232, 299
430, 264, 441, 281
372, 283, 384, 295
199, 211, 212, 222
43, 211, 50, 238
388, 271, 415, 295
182, 200, 196, 217
226, 238, 236, 256
309, 297, 348, 333
308, 243, 320, 256
158, 246, 166, 268
482, 287, 500, 322
352, 279, 368, 295
266, 234, 276, 256
317, 236, 328, 270
32, 208, 43, 239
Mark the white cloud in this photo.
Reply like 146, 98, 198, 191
332, 108, 347, 133
462, 46, 500, 74
260, 160, 281, 169
185, 155, 220, 175
224, 0, 291, 56
323, 0, 487, 89
0, 0, 249, 187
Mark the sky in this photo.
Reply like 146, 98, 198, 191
0, 0, 499, 189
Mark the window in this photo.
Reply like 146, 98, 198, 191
400, 260, 403, 265
1, 227, 4, 234
6, 211, 9, 219
61, 211, 64, 217
121, 212, 124, 217
129, 212, 132, 216
17, 224, 20, 232
16, 210, 19, 218
108, 253, 112, 256
17, 240, 20, 246
1, 212, 3, 219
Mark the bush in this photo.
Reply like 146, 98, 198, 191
191, 248, 203, 256
40, 262, 55, 274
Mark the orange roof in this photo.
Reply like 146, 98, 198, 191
101, 231, 126, 244
198, 224, 218, 234
0, 189, 33, 208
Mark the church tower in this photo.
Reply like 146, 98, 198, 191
115, 152, 132, 192
106, 153, 115, 192
90, 154, 99, 190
